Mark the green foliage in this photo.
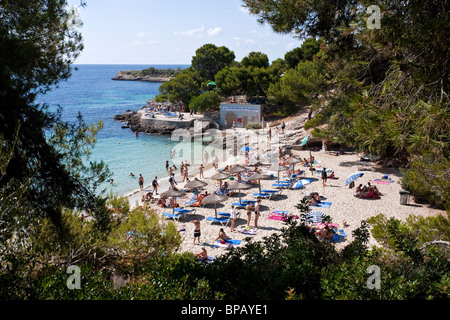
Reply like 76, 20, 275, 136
157, 71, 200, 107
284, 38, 322, 68
304, 113, 324, 130
401, 158, 450, 209
189, 91, 221, 112
243, 0, 450, 210
126, 67, 182, 78
241, 51, 269, 69
267, 60, 327, 106
191, 43, 236, 83
245, 122, 262, 130
1, 0, 111, 238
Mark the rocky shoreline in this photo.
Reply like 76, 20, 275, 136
113, 110, 220, 135
111, 71, 173, 82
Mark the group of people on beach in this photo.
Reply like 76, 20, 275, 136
354, 182, 381, 199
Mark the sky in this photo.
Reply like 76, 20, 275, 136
69, 0, 301, 65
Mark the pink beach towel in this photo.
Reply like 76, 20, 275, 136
372, 179, 394, 185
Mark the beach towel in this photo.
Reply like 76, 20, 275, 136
310, 201, 332, 208
238, 227, 258, 235
268, 210, 299, 221
199, 256, 216, 263
213, 239, 242, 248
372, 179, 395, 185
330, 229, 347, 243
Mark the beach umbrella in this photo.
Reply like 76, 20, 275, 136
184, 178, 208, 189
294, 179, 312, 189
300, 136, 310, 146
160, 187, 186, 214
268, 163, 289, 183
209, 171, 230, 188
206, 81, 216, 87
227, 165, 248, 181
227, 165, 247, 173
228, 181, 252, 203
284, 156, 301, 165
210, 171, 231, 180
248, 172, 270, 193
201, 194, 228, 218
301, 211, 327, 224
240, 146, 251, 152
184, 178, 208, 199
345, 171, 364, 186
283, 156, 301, 171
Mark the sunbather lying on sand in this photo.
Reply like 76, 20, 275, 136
305, 192, 321, 205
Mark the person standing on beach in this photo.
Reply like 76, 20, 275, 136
165, 160, 169, 172
152, 176, 159, 195
281, 121, 285, 134
138, 174, 144, 191
322, 167, 327, 187
199, 164, 204, 179
254, 199, 261, 228
191, 217, 201, 245
182, 165, 189, 182
246, 202, 253, 227
230, 205, 237, 232
169, 174, 177, 188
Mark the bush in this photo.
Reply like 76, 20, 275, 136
304, 113, 324, 130
245, 122, 262, 130
189, 91, 221, 112
401, 158, 450, 209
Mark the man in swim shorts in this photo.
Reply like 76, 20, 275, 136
191, 217, 201, 244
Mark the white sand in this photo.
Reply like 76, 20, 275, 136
127, 143, 445, 258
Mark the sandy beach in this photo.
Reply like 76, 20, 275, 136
126, 133, 445, 258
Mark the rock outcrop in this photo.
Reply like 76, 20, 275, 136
112, 71, 172, 83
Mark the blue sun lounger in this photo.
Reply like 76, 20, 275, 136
253, 192, 272, 199
205, 216, 231, 226
232, 200, 257, 207
163, 212, 187, 222
272, 182, 293, 188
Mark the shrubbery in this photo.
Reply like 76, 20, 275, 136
245, 122, 262, 130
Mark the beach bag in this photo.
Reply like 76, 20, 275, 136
349, 181, 355, 189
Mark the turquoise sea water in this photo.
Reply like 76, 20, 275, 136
36, 64, 189, 197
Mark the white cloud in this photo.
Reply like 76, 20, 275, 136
137, 31, 155, 38
174, 25, 205, 37
207, 27, 222, 37
266, 41, 278, 46
239, 6, 250, 14
148, 40, 162, 45
232, 36, 256, 48
132, 40, 145, 46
